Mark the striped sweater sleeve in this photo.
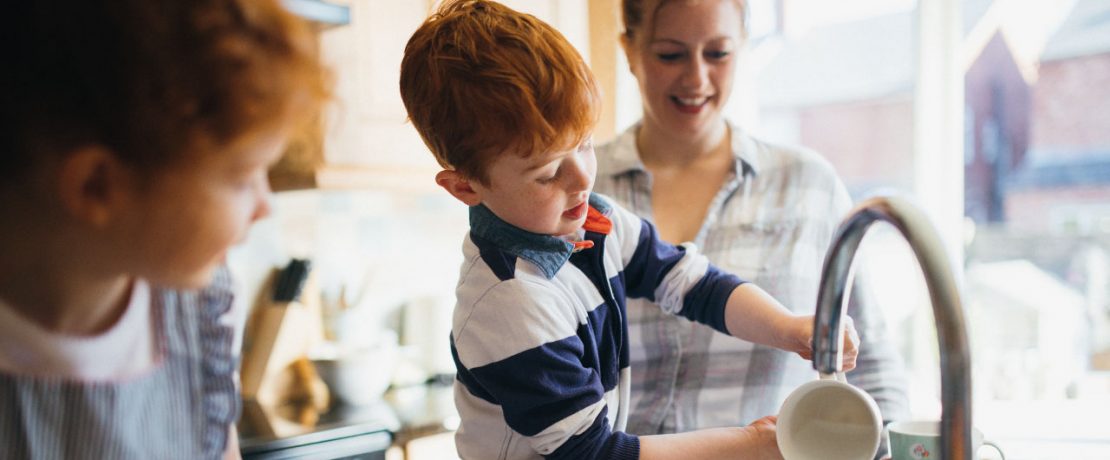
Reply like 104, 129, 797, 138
607, 201, 745, 334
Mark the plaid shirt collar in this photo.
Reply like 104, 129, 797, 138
600, 121, 761, 180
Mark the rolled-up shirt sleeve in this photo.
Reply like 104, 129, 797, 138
609, 205, 745, 334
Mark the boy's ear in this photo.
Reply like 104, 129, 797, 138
435, 169, 483, 207
56, 145, 137, 228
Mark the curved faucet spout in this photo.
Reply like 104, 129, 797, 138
813, 196, 972, 460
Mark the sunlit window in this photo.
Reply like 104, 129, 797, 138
732, 0, 1110, 458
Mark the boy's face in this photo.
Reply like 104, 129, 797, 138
472, 138, 596, 237
117, 131, 284, 288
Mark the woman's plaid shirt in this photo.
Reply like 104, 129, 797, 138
593, 122, 911, 436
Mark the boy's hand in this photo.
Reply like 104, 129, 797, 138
791, 315, 860, 372
839, 315, 860, 371
743, 415, 784, 460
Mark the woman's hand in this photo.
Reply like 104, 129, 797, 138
791, 315, 860, 372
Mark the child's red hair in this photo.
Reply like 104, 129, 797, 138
0, 0, 331, 177
400, 0, 601, 185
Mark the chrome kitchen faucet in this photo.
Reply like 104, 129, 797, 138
812, 196, 973, 460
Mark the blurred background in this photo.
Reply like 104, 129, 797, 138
231, 1, 1110, 458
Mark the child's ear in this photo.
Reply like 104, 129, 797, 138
435, 169, 483, 207
56, 145, 137, 228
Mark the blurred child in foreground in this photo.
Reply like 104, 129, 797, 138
0, 1, 329, 458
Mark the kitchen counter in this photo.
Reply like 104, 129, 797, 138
239, 398, 398, 460
239, 377, 457, 460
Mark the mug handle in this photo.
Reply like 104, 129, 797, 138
979, 440, 1005, 459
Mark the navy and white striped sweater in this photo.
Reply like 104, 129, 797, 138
450, 193, 745, 460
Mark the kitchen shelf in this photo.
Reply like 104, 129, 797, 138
282, 0, 351, 28
313, 165, 440, 192
270, 164, 442, 193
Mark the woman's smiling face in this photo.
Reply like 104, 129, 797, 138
623, 0, 745, 138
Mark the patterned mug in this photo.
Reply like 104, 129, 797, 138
888, 420, 1005, 460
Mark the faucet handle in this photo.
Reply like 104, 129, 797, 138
813, 315, 849, 375
818, 371, 847, 382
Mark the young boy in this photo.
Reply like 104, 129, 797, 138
399, 1, 859, 459
0, 0, 328, 458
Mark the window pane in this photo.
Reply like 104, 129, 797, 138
746, 0, 1110, 457
964, 0, 1110, 457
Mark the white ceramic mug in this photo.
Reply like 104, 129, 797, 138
777, 372, 883, 460
887, 421, 1005, 460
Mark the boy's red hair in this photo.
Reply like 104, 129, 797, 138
400, 0, 601, 186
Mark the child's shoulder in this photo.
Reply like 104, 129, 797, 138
588, 192, 639, 229
587, 192, 615, 214
588, 192, 646, 251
